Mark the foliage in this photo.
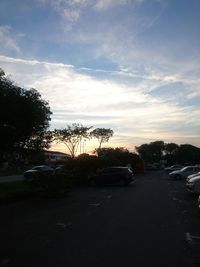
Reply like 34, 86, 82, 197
164, 143, 179, 155
136, 141, 165, 162
0, 68, 52, 153
61, 154, 101, 185
53, 123, 92, 158
95, 147, 141, 167
0, 181, 30, 200
90, 128, 114, 149
176, 144, 200, 164
27, 171, 71, 197
136, 140, 200, 165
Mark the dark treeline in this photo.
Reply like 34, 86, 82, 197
136, 141, 200, 165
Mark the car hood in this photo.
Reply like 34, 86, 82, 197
24, 170, 38, 173
170, 170, 181, 174
188, 175, 200, 183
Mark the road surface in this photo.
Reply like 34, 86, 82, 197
0, 171, 200, 267
0, 175, 24, 183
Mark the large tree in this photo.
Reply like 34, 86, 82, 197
0, 68, 52, 153
53, 123, 92, 158
136, 141, 165, 162
176, 144, 200, 164
90, 128, 114, 150
164, 143, 179, 155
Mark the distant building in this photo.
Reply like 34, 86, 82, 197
44, 151, 71, 163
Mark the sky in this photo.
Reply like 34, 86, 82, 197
0, 0, 200, 154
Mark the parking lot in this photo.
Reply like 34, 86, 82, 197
0, 170, 200, 267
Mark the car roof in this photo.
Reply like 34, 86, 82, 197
33, 165, 49, 168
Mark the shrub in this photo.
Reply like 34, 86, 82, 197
27, 171, 71, 197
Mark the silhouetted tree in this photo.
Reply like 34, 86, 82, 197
0, 68, 52, 154
90, 128, 113, 149
164, 143, 179, 155
176, 144, 200, 164
53, 123, 92, 158
94, 147, 141, 167
136, 140, 200, 165
136, 141, 165, 162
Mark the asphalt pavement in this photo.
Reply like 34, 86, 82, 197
0, 171, 200, 267
0, 175, 24, 183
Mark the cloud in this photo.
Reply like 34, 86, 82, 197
93, 0, 144, 11
36, 0, 149, 30
1, 55, 200, 150
0, 25, 22, 54
36, 0, 90, 30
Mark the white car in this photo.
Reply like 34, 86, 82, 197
169, 166, 200, 180
186, 171, 200, 182
198, 195, 200, 208
186, 175, 200, 194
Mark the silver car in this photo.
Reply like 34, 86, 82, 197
165, 165, 182, 173
169, 166, 200, 180
198, 195, 200, 209
24, 165, 54, 179
186, 175, 200, 194
186, 171, 200, 182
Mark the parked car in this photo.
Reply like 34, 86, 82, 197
169, 166, 200, 180
88, 166, 134, 186
165, 165, 182, 173
186, 175, 200, 194
24, 165, 54, 179
186, 171, 200, 182
198, 195, 200, 209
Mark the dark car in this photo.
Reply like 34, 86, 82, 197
88, 166, 134, 186
24, 165, 54, 179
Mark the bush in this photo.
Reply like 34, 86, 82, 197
27, 171, 71, 197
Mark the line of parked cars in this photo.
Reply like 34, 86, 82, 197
168, 165, 200, 180
24, 165, 135, 186
165, 164, 200, 208
88, 166, 134, 186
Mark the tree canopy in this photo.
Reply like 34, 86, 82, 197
53, 123, 92, 158
0, 68, 52, 153
90, 128, 114, 149
136, 140, 200, 164
136, 141, 164, 163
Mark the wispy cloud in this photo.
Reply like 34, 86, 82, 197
0, 25, 22, 54
93, 0, 144, 11
36, 0, 151, 30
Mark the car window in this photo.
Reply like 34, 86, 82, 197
101, 168, 126, 174
32, 166, 42, 171
102, 169, 115, 174
32, 166, 50, 171
183, 167, 192, 172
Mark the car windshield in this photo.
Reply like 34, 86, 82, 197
32, 166, 49, 171
181, 167, 193, 172
32, 167, 44, 171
